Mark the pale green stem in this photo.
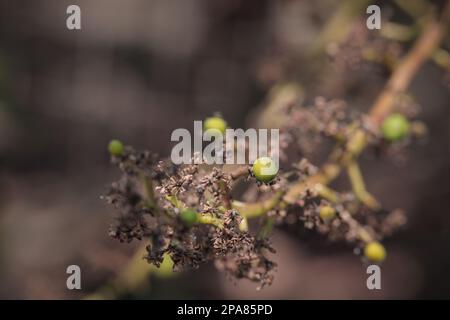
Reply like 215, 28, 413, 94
232, 191, 284, 218
257, 216, 275, 240
197, 213, 224, 228
346, 160, 381, 211
141, 174, 156, 209
314, 183, 340, 203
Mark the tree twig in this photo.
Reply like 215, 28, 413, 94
234, 5, 450, 216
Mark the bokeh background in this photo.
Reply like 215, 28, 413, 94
0, 0, 449, 299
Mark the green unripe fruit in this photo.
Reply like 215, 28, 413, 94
252, 157, 278, 183
381, 113, 410, 142
364, 241, 386, 263
319, 206, 336, 220
108, 139, 124, 157
180, 209, 198, 226
204, 117, 227, 135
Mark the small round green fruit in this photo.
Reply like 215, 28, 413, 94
381, 113, 410, 142
319, 206, 336, 220
204, 117, 227, 135
252, 157, 278, 183
364, 241, 386, 263
108, 139, 124, 157
180, 209, 198, 226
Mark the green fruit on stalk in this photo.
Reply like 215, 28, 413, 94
319, 206, 336, 220
180, 209, 198, 226
108, 139, 124, 157
364, 241, 386, 263
381, 113, 410, 142
204, 116, 227, 135
252, 157, 278, 183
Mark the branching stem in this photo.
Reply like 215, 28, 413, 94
346, 160, 381, 211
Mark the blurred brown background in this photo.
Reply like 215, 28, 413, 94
0, 0, 449, 299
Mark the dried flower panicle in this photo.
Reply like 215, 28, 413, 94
104, 173, 152, 243
100, 5, 445, 289
103, 117, 412, 286
213, 211, 276, 290
280, 94, 421, 162
104, 146, 278, 288
327, 20, 403, 73
103, 90, 419, 289
279, 97, 366, 156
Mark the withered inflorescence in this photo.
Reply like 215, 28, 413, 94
99, 0, 450, 292
102, 93, 420, 289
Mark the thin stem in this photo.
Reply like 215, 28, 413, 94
257, 216, 275, 240
84, 246, 151, 300
229, 165, 249, 180
346, 160, 381, 211
370, 2, 450, 125
379, 22, 418, 42
232, 7, 450, 216
165, 195, 184, 209
217, 180, 232, 210
339, 210, 374, 243
232, 190, 285, 218
283, 163, 341, 204
141, 174, 156, 209
314, 183, 340, 203
197, 213, 224, 228
239, 216, 249, 232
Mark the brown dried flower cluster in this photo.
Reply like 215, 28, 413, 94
327, 20, 403, 73
99, 1, 450, 293
103, 146, 278, 288
102, 95, 418, 288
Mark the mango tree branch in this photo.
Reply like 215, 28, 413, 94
90, 3, 450, 299
370, 2, 450, 125
232, 5, 450, 217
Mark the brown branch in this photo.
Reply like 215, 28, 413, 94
370, 2, 450, 125
235, 4, 450, 218
91, 3, 450, 299
229, 165, 249, 180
